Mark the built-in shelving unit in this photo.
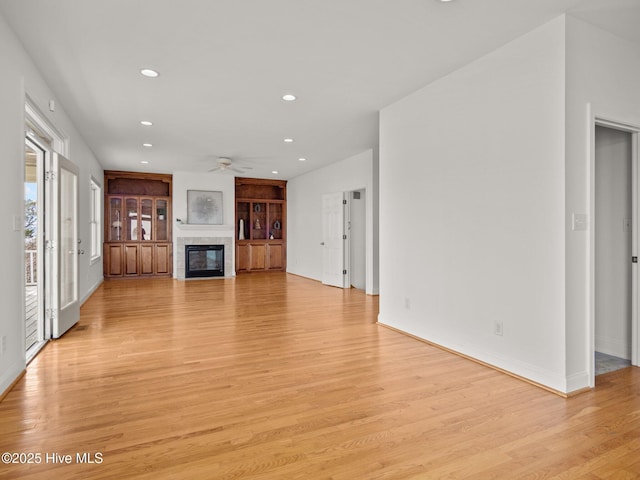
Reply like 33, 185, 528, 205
235, 177, 287, 272
103, 171, 173, 277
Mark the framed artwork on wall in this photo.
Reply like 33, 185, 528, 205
187, 190, 223, 225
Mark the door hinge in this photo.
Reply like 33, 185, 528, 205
46, 308, 57, 321
633, 256, 638, 264
343, 199, 347, 205
45, 239, 56, 250
343, 269, 347, 275
45, 170, 57, 181
343, 234, 347, 240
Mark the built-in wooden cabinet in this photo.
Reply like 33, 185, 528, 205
235, 178, 286, 273
103, 171, 173, 278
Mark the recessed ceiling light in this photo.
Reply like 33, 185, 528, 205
298, 157, 306, 162
284, 138, 294, 143
282, 94, 296, 101
439, 0, 454, 2
140, 68, 159, 78
143, 143, 153, 147
140, 160, 149, 164
140, 120, 153, 126
272, 170, 279, 174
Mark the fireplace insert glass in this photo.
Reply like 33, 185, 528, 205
185, 245, 224, 278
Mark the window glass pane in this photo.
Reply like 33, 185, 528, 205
60, 168, 77, 308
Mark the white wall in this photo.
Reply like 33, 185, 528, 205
171, 171, 236, 276
565, 16, 640, 387
379, 18, 568, 391
287, 149, 378, 294
0, 13, 103, 395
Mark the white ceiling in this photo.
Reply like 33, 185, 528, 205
1, 0, 639, 180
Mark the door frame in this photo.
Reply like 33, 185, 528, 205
321, 188, 368, 290
588, 110, 640, 387
25, 99, 70, 349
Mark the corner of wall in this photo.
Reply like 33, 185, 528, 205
0, 360, 26, 402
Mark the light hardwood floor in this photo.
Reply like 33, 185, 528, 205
1, 273, 639, 479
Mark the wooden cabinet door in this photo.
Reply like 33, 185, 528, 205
140, 244, 154, 275
236, 243, 285, 272
124, 244, 139, 276
236, 244, 250, 272
154, 244, 172, 275
267, 244, 284, 270
105, 244, 123, 276
250, 244, 267, 270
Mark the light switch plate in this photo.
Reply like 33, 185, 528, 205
572, 213, 588, 231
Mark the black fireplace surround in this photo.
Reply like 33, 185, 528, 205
185, 244, 224, 278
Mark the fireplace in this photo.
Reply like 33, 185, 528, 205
185, 244, 224, 278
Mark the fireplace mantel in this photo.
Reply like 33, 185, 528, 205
176, 223, 233, 231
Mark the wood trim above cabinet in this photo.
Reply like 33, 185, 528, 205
105, 170, 172, 197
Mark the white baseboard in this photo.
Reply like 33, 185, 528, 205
0, 360, 25, 401
377, 315, 573, 394
81, 278, 103, 306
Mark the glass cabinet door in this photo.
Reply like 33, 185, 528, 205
141, 198, 153, 241
108, 197, 123, 241
125, 198, 138, 241
156, 199, 168, 242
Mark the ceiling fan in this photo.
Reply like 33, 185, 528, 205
207, 157, 253, 174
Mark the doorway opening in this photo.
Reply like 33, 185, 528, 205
321, 188, 367, 291
24, 100, 76, 362
349, 189, 366, 290
24, 137, 45, 361
591, 117, 639, 383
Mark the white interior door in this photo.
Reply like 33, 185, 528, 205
322, 192, 347, 288
52, 152, 79, 337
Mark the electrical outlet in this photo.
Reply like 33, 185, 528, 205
494, 321, 503, 336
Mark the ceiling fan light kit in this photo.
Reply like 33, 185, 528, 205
208, 157, 254, 174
